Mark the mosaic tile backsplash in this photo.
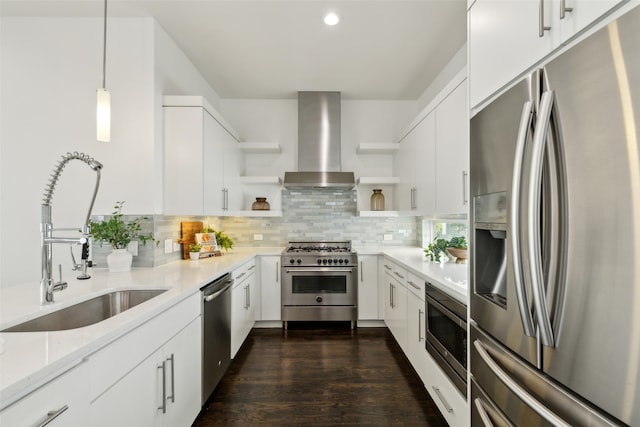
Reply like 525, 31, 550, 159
91, 189, 420, 267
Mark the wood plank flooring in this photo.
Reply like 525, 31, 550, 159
192, 323, 448, 426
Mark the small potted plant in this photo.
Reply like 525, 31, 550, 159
89, 201, 156, 272
424, 236, 468, 264
188, 243, 202, 261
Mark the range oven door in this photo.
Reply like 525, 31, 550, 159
281, 266, 357, 306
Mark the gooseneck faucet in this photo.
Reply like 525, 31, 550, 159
41, 152, 103, 304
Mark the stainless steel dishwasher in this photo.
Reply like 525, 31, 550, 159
201, 272, 234, 405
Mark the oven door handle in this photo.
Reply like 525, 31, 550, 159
426, 295, 466, 329
284, 269, 354, 273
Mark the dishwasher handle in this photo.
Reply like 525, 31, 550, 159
203, 278, 234, 302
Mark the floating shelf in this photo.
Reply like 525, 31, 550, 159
357, 177, 400, 185
239, 176, 282, 185
238, 142, 281, 153
358, 210, 402, 217
356, 143, 400, 154
235, 210, 283, 217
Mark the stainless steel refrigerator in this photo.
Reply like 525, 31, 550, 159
469, 5, 640, 426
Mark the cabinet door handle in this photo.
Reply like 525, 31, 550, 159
432, 386, 454, 414
539, 0, 551, 37
276, 262, 279, 282
462, 170, 468, 205
244, 284, 249, 309
560, 0, 573, 19
360, 262, 364, 282
418, 309, 424, 342
158, 361, 167, 413
167, 354, 175, 404
37, 405, 69, 427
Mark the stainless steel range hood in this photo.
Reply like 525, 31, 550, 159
283, 92, 355, 189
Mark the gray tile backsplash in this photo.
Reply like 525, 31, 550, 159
92, 189, 419, 267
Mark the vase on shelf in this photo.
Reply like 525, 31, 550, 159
370, 189, 385, 211
252, 197, 270, 210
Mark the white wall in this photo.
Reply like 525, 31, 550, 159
219, 98, 415, 180
0, 17, 220, 287
415, 44, 467, 115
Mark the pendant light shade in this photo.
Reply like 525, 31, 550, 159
97, 0, 110, 142
96, 88, 110, 142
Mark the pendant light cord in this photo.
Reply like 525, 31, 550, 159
101, 0, 107, 89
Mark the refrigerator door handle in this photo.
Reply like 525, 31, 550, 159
473, 340, 570, 427
511, 100, 536, 337
528, 90, 556, 348
474, 398, 497, 427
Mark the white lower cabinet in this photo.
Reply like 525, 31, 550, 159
231, 261, 256, 357
0, 362, 89, 427
379, 257, 469, 425
424, 352, 469, 427
382, 259, 408, 353
406, 280, 427, 382
88, 293, 201, 426
259, 255, 281, 321
357, 255, 379, 320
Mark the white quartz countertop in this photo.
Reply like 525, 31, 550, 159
0, 245, 467, 409
355, 246, 468, 304
0, 247, 282, 409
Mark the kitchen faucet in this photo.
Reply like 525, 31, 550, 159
41, 152, 103, 304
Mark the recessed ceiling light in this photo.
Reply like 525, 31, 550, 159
324, 13, 339, 26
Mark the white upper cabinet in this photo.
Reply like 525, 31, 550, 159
393, 113, 436, 215
469, 0, 625, 109
435, 81, 469, 215
163, 96, 244, 216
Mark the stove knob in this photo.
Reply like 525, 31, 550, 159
327, 259, 333, 264
297, 259, 302, 264
289, 258, 295, 264
344, 259, 349, 264
338, 259, 344, 264
322, 259, 328, 265
317, 259, 322, 265
333, 259, 338, 264
316, 296, 323, 303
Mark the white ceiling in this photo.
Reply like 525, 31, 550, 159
1, 0, 468, 100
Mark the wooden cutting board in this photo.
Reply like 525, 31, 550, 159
180, 221, 203, 260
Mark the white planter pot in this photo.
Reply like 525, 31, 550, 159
107, 248, 133, 272
189, 252, 200, 261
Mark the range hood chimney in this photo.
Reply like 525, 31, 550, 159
283, 92, 355, 189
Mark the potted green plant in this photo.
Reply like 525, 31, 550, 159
214, 230, 235, 253
424, 236, 468, 264
188, 243, 202, 261
89, 201, 156, 272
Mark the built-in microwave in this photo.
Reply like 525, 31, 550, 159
425, 282, 467, 396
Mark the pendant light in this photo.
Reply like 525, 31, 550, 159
96, 0, 110, 142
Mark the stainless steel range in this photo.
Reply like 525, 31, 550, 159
281, 241, 358, 329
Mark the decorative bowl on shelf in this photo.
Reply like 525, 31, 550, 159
446, 248, 468, 264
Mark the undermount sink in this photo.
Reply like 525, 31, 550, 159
1, 289, 167, 332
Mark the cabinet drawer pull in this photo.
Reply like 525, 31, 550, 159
394, 271, 405, 280
236, 272, 246, 280
559, 0, 573, 19
167, 354, 175, 403
37, 405, 68, 427
432, 386, 454, 413
462, 170, 468, 205
408, 280, 420, 290
158, 361, 167, 413
384, 264, 392, 270
539, 0, 551, 37
248, 264, 255, 271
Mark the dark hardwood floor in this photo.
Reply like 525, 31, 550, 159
193, 323, 448, 426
